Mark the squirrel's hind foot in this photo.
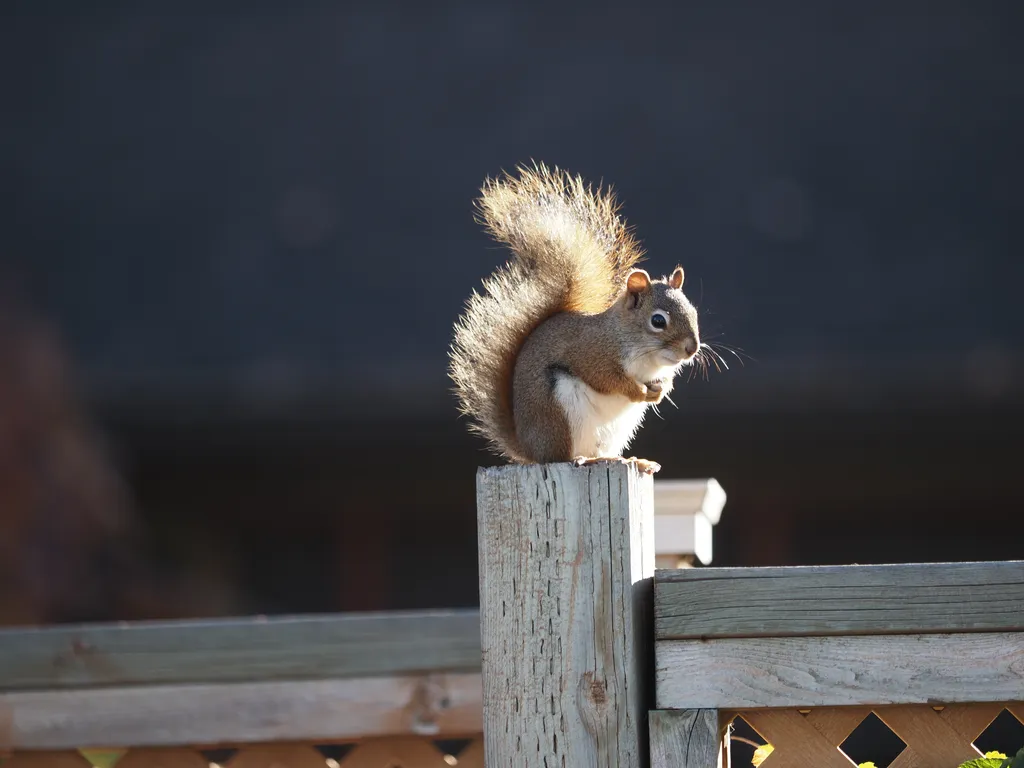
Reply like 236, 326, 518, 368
626, 456, 662, 474
571, 456, 661, 475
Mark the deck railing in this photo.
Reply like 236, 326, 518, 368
0, 610, 484, 766
1, 462, 1020, 767
651, 561, 1024, 767
474, 463, 1023, 767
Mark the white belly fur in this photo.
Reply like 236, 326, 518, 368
553, 374, 651, 458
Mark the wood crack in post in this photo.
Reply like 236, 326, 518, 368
477, 463, 653, 768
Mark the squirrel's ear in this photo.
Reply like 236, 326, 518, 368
625, 269, 652, 297
668, 266, 684, 290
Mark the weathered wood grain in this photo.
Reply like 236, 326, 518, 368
0, 672, 482, 749
476, 462, 655, 768
655, 561, 1024, 639
656, 632, 1024, 709
886, 744, 924, 768
802, 707, 869, 744
0, 610, 481, 691
875, 706, 980, 765
740, 709, 854, 767
649, 709, 721, 768
935, 703, 1005, 744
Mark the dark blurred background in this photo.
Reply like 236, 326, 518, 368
1, 1, 1023, 627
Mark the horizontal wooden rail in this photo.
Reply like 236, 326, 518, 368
655, 631, 1024, 709
655, 561, 1024, 639
0, 609, 481, 691
0, 610, 484, 750
0, 673, 483, 750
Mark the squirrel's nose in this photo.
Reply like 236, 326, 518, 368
682, 336, 699, 359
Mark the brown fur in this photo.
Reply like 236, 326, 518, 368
511, 274, 699, 462
449, 163, 644, 461
449, 163, 699, 463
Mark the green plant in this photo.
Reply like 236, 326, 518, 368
1009, 747, 1024, 767
746, 742, 1023, 767
941, 747, 1023, 768
959, 752, 1006, 768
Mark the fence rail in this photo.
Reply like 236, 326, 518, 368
1, 462, 1021, 768
471, 463, 1023, 767
0, 609, 482, 691
0, 610, 484, 755
655, 561, 1024, 638
650, 560, 1024, 766
0, 466, 724, 765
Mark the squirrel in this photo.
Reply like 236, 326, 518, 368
448, 163, 700, 473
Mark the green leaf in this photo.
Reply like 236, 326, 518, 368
960, 749, 1024, 768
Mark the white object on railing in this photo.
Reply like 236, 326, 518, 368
653, 478, 727, 568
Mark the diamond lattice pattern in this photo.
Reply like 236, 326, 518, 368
729, 702, 1023, 767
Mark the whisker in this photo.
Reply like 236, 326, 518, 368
702, 346, 723, 374
708, 341, 753, 365
722, 347, 750, 363
689, 351, 702, 382
704, 345, 729, 372
687, 357, 700, 383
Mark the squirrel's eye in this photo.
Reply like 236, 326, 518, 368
649, 311, 669, 331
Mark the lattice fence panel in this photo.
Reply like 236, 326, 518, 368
0, 736, 484, 768
726, 702, 1023, 767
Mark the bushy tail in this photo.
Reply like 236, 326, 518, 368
448, 162, 645, 460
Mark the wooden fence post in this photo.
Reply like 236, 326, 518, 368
476, 462, 655, 767
649, 709, 724, 768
